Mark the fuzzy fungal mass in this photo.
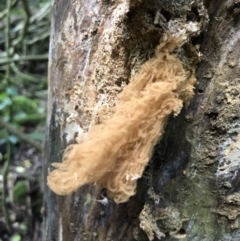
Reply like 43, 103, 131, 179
47, 34, 196, 203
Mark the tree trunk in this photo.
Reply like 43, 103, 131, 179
42, 0, 240, 240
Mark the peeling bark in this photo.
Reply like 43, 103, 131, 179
43, 0, 240, 240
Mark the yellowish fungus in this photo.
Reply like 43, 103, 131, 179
47, 34, 196, 203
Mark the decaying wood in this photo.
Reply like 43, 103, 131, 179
43, 0, 240, 240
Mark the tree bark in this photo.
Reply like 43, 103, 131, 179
42, 0, 240, 240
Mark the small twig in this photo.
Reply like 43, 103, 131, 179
10, 62, 39, 81
5, 0, 11, 77
25, 31, 50, 45
13, 0, 30, 46
0, 54, 49, 64
2, 0, 12, 233
30, 2, 52, 23
0, 0, 18, 20
2, 144, 13, 233
0, 117, 43, 153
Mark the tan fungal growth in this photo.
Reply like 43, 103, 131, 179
47, 34, 196, 203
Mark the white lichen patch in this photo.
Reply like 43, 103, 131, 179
63, 83, 85, 143
226, 192, 240, 205
64, 122, 84, 144
139, 204, 165, 241
139, 204, 187, 240
167, 19, 201, 37
216, 122, 240, 178
55, 84, 85, 144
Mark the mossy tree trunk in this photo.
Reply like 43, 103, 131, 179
42, 0, 240, 240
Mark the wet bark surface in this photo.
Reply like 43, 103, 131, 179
43, 0, 240, 240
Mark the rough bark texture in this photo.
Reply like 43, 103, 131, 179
43, 0, 240, 240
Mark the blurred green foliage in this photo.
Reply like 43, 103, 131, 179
0, 86, 45, 145
12, 180, 29, 204
0, 0, 52, 240
0, 0, 51, 145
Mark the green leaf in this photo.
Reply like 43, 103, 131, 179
19, 223, 27, 231
0, 129, 8, 139
0, 92, 8, 101
13, 113, 46, 126
7, 86, 18, 96
8, 135, 18, 144
12, 96, 39, 114
15, 166, 25, 173
12, 180, 29, 204
11, 234, 21, 241
28, 131, 45, 141
13, 111, 27, 121
0, 96, 12, 110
